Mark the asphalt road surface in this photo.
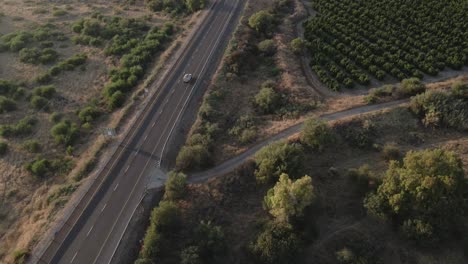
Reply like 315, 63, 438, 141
36, 0, 244, 263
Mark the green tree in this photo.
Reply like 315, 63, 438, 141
255, 87, 280, 114
248, 11, 274, 34
264, 174, 315, 223
51, 120, 79, 145
164, 171, 187, 200
300, 118, 335, 151
258, 39, 276, 56
364, 149, 466, 242
252, 222, 301, 264
290, 38, 305, 54
254, 141, 304, 184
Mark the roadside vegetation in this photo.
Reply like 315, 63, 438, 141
304, 0, 468, 90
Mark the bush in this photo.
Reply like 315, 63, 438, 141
193, 221, 226, 260
0, 96, 17, 113
26, 158, 52, 178
50, 112, 62, 123
452, 81, 467, 97
254, 141, 304, 184
264, 174, 315, 222
258, 39, 276, 56
300, 118, 335, 151
51, 120, 79, 145
78, 105, 100, 123
180, 246, 202, 264
30, 95, 49, 110
0, 117, 36, 137
108, 90, 126, 110
364, 149, 466, 242
22, 139, 41, 153
337, 120, 376, 149
185, 0, 206, 12
33, 85, 56, 98
19, 48, 58, 64
252, 221, 301, 264
176, 144, 210, 171
164, 171, 187, 200
381, 143, 401, 161
255, 87, 280, 114
248, 11, 275, 34
290, 38, 305, 54
13, 249, 29, 264
396, 78, 426, 97
347, 164, 378, 195
0, 141, 7, 156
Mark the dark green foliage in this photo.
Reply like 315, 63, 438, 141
410, 90, 468, 131
50, 120, 79, 145
1, 31, 32, 51
258, 39, 276, 56
252, 222, 301, 264
180, 246, 202, 264
22, 139, 41, 153
381, 143, 401, 161
452, 81, 468, 98
26, 158, 72, 178
176, 144, 211, 171
146, 0, 205, 14
364, 149, 466, 243
36, 54, 87, 83
33, 85, 56, 99
255, 87, 280, 114
12, 249, 29, 264
30, 96, 49, 110
137, 201, 181, 262
185, 0, 206, 13
0, 79, 24, 98
254, 141, 304, 184
0, 117, 36, 137
396, 78, 426, 97
78, 105, 100, 123
228, 115, 257, 145
50, 112, 62, 123
248, 11, 275, 34
164, 171, 187, 200
300, 118, 335, 151
347, 165, 378, 195
0, 96, 17, 113
0, 141, 7, 156
192, 221, 226, 261
19, 47, 59, 64
290, 38, 305, 54
304, 0, 468, 90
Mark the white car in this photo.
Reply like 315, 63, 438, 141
183, 73, 193, 83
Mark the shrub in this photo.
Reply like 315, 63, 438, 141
264, 174, 315, 223
193, 221, 226, 260
0, 96, 17, 113
258, 39, 276, 56
51, 120, 79, 145
0, 141, 7, 156
13, 249, 29, 264
164, 171, 187, 200
364, 149, 466, 242
19, 48, 58, 64
180, 246, 201, 264
50, 112, 62, 123
248, 11, 275, 34
396, 78, 426, 97
176, 144, 210, 171
22, 139, 41, 153
254, 141, 304, 184
78, 105, 100, 123
33, 85, 56, 98
108, 90, 126, 110
337, 120, 376, 149
452, 81, 467, 97
30, 95, 49, 110
300, 118, 335, 151
26, 158, 52, 178
381, 143, 401, 161
0, 117, 36, 137
290, 38, 305, 54
52, 9, 67, 17
252, 221, 301, 264
185, 0, 206, 12
255, 87, 280, 114
347, 164, 378, 195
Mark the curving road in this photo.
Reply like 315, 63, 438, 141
190, 99, 409, 183
34, 0, 245, 263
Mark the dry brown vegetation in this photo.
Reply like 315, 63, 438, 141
0, 0, 194, 262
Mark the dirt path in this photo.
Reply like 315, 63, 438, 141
189, 99, 408, 182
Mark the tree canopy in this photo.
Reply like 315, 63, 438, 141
300, 118, 335, 151
248, 11, 275, 34
364, 149, 466, 242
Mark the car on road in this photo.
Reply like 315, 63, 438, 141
183, 73, 193, 83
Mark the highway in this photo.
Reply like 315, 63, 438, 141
36, 0, 244, 263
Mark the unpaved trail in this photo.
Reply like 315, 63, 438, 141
190, 99, 408, 182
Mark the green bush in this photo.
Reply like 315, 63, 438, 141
176, 144, 210, 171
22, 139, 41, 153
252, 221, 301, 264
364, 149, 466, 243
248, 11, 275, 34
19, 48, 58, 64
0, 141, 8, 156
337, 120, 376, 149
12, 249, 29, 264
52, 9, 67, 17
50, 112, 62, 123
300, 118, 335, 151
0, 117, 36, 137
258, 39, 276, 56
290, 38, 305, 54
1, 31, 32, 51
51, 120, 79, 145
254, 141, 304, 184
381, 143, 401, 161
30, 95, 49, 110
228, 115, 257, 145
452, 81, 467, 97
164, 171, 187, 200
33, 85, 56, 98
396, 78, 426, 97
26, 158, 52, 178
255, 87, 280, 114
78, 105, 100, 123
347, 164, 378, 195
0, 96, 17, 113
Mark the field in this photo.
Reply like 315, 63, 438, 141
0, 0, 187, 262
304, 0, 468, 90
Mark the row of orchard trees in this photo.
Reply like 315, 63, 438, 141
304, 0, 468, 91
